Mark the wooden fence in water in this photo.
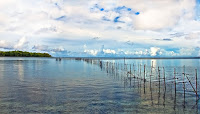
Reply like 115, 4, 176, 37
74, 58, 199, 110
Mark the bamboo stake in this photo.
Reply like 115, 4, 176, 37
174, 69, 176, 111
196, 69, 198, 100
138, 64, 139, 77
133, 63, 135, 78
140, 64, 141, 78
150, 69, 152, 89
124, 57, 125, 65
183, 65, 185, 104
185, 74, 199, 98
151, 61, 153, 78
158, 67, 160, 94
133, 64, 134, 75
174, 68, 176, 95
163, 67, 166, 90
144, 64, 146, 83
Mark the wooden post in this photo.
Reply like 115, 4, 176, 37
107, 62, 108, 73
158, 67, 160, 93
183, 65, 185, 103
124, 77, 126, 89
118, 63, 119, 70
183, 65, 185, 108
138, 64, 139, 77
133, 64, 134, 73
174, 68, 176, 95
150, 63, 152, 88
140, 64, 141, 78
112, 63, 113, 74
173, 68, 177, 109
163, 67, 166, 90
151, 61, 153, 76
133, 64, 135, 77
150, 68, 152, 86
144, 64, 146, 83
115, 63, 117, 71
124, 62, 125, 71
143, 64, 146, 94
196, 69, 198, 100
134, 70, 136, 78
130, 64, 132, 84
124, 57, 125, 65
130, 74, 131, 87
152, 61, 154, 68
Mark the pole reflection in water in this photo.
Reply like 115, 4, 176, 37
17, 61, 24, 82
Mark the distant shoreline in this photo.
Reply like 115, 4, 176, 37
0, 51, 51, 57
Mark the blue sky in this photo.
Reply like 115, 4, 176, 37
0, 0, 200, 57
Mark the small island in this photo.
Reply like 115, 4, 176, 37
0, 51, 51, 57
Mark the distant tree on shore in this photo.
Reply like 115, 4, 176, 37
0, 51, 51, 57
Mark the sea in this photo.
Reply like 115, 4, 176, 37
0, 57, 199, 113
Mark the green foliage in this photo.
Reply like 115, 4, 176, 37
0, 51, 52, 57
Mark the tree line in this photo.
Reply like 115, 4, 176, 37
0, 51, 52, 57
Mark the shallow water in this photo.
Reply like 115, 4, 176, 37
0, 57, 199, 113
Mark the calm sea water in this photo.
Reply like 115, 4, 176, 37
0, 57, 199, 113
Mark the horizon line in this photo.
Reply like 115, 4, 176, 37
53, 57, 200, 59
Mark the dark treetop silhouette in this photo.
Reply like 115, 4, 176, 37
0, 51, 51, 57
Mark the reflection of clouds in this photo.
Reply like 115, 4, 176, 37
18, 61, 24, 81
0, 61, 4, 79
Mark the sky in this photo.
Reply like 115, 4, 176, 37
0, 0, 200, 57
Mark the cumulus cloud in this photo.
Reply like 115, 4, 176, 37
150, 47, 161, 56
179, 48, 200, 56
83, 47, 116, 56
14, 36, 28, 50
0, 36, 29, 50
0, 0, 200, 57
120, 0, 196, 30
103, 49, 116, 54
84, 49, 98, 56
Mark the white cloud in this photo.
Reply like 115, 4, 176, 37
120, 0, 196, 30
150, 47, 161, 56
0, 0, 200, 57
14, 36, 28, 50
84, 49, 98, 56
179, 48, 199, 56
0, 40, 12, 49
103, 49, 116, 54
51, 46, 65, 52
